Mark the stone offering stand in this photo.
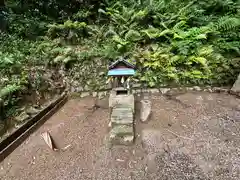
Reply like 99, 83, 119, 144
106, 57, 136, 145
108, 88, 135, 145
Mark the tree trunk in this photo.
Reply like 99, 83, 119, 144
0, 0, 4, 6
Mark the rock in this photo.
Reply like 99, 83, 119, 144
92, 92, 98, 97
0, 121, 6, 136
26, 107, 40, 116
140, 100, 151, 122
80, 92, 90, 98
186, 87, 193, 91
212, 87, 222, 93
232, 74, 240, 92
150, 89, 159, 93
15, 112, 29, 122
70, 86, 76, 93
84, 85, 90, 91
72, 80, 79, 87
75, 87, 83, 92
159, 88, 170, 94
193, 86, 201, 91
98, 91, 107, 99
0, 98, 4, 122
207, 88, 213, 93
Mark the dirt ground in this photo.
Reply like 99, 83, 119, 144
0, 91, 240, 180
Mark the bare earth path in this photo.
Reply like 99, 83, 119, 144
0, 92, 240, 180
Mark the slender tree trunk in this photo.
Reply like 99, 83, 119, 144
0, 0, 4, 6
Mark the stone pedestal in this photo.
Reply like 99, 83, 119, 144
232, 74, 240, 92
109, 93, 134, 112
140, 99, 151, 122
109, 93, 135, 145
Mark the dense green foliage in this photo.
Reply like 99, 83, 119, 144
0, 0, 240, 117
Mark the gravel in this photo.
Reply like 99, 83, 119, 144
0, 91, 240, 180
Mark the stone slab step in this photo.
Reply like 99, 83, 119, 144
111, 116, 133, 126
110, 125, 134, 137
111, 113, 133, 119
109, 94, 135, 112
109, 135, 134, 146
108, 120, 133, 128
111, 107, 133, 118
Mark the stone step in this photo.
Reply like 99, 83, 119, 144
110, 125, 134, 137
111, 116, 133, 126
109, 94, 135, 112
111, 113, 133, 119
110, 134, 134, 146
111, 107, 133, 118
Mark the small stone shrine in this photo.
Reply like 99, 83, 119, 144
107, 57, 135, 145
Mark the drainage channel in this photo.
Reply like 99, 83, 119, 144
0, 93, 68, 162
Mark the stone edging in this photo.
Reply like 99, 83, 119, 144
0, 94, 68, 162
69, 86, 240, 99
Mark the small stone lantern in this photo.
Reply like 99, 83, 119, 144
107, 57, 136, 95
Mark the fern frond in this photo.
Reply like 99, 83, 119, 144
125, 30, 141, 41
212, 16, 240, 32
0, 84, 21, 98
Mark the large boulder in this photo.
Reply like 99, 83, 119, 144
232, 74, 240, 92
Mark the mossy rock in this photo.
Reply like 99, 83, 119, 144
0, 121, 6, 136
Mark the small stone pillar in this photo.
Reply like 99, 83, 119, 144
232, 74, 240, 92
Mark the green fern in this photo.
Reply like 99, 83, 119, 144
212, 16, 240, 32
0, 84, 21, 99
125, 30, 141, 41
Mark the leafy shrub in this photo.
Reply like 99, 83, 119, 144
1, 0, 240, 119
47, 20, 89, 43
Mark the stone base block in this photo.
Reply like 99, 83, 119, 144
109, 94, 135, 112
110, 125, 134, 137
111, 107, 133, 126
110, 134, 134, 145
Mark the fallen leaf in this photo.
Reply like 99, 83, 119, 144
41, 132, 58, 151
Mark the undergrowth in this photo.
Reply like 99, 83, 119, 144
0, 0, 240, 118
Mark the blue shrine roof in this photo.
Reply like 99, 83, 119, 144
108, 68, 135, 76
